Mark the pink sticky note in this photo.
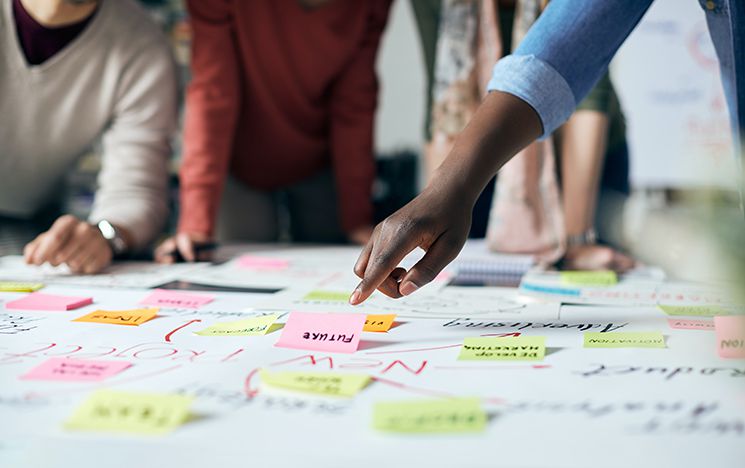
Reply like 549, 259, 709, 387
237, 255, 290, 270
667, 318, 715, 331
275, 312, 366, 354
140, 289, 214, 309
21, 357, 132, 382
6, 292, 92, 311
714, 315, 745, 359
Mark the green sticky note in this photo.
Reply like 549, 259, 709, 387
65, 390, 193, 435
459, 336, 546, 361
560, 270, 618, 286
0, 282, 44, 292
260, 370, 370, 397
195, 314, 278, 336
373, 398, 486, 433
303, 290, 350, 302
658, 304, 730, 317
584, 331, 666, 348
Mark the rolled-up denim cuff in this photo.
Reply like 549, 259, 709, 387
487, 54, 576, 139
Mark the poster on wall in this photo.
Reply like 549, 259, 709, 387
611, 0, 735, 189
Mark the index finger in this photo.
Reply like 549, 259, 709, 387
349, 226, 419, 305
30, 216, 79, 265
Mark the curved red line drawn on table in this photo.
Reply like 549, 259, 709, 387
164, 319, 202, 342
243, 367, 262, 399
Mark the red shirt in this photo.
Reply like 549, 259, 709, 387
179, 0, 391, 236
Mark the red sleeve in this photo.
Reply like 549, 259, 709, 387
329, 0, 392, 233
178, 0, 240, 236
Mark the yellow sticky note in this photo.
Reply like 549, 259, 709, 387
65, 390, 193, 435
584, 331, 666, 348
0, 282, 44, 292
303, 290, 349, 302
363, 314, 397, 332
260, 370, 370, 397
373, 398, 486, 433
560, 270, 618, 286
73, 308, 158, 326
459, 336, 546, 361
658, 304, 730, 317
195, 314, 278, 336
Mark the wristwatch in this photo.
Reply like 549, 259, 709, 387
566, 228, 597, 247
96, 220, 128, 257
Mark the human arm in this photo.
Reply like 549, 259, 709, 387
159, 0, 240, 262
350, 0, 654, 303
328, 0, 392, 241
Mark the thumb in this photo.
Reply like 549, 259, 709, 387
398, 233, 463, 296
176, 233, 196, 262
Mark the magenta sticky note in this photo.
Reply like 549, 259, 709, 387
140, 289, 214, 309
237, 255, 290, 270
667, 318, 715, 331
275, 312, 366, 354
714, 315, 745, 359
5, 292, 92, 311
21, 357, 132, 382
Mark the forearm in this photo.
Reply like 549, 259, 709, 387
427, 91, 542, 203
559, 110, 609, 235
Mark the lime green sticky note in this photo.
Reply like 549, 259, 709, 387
373, 398, 486, 433
459, 336, 546, 361
260, 370, 370, 397
303, 290, 350, 302
584, 331, 666, 348
65, 390, 193, 435
0, 282, 44, 292
658, 304, 730, 317
560, 270, 618, 286
195, 314, 278, 336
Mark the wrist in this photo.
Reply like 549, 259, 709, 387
96, 220, 131, 257
566, 228, 597, 247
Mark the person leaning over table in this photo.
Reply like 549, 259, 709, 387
0, 0, 177, 273
349, 0, 745, 305
155, 0, 392, 264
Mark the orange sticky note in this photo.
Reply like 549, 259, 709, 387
714, 315, 745, 359
363, 314, 396, 332
73, 308, 158, 326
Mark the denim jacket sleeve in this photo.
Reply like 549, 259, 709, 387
487, 0, 654, 137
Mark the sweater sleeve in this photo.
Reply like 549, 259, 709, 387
328, 0, 392, 233
89, 31, 178, 251
178, 0, 241, 237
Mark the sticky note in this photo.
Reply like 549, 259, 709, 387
667, 318, 714, 331
66, 390, 193, 435
0, 282, 44, 292
373, 398, 486, 433
73, 308, 158, 326
363, 314, 397, 332
6, 292, 92, 311
714, 315, 745, 359
303, 290, 349, 302
260, 370, 370, 397
21, 357, 131, 382
459, 336, 546, 361
560, 270, 618, 286
140, 289, 214, 309
659, 304, 729, 317
584, 331, 666, 348
237, 255, 289, 270
195, 314, 278, 336
275, 312, 365, 354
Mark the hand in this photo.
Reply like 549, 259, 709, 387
154, 232, 213, 263
349, 183, 472, 305
561, 244, 635, 273
348, 226, 374, 245
23, 215, 113, 274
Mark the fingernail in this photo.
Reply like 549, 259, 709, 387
399, 281, 419, 296
349, 288, 361, 305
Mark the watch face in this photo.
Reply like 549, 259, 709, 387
98, 220, 116, 240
